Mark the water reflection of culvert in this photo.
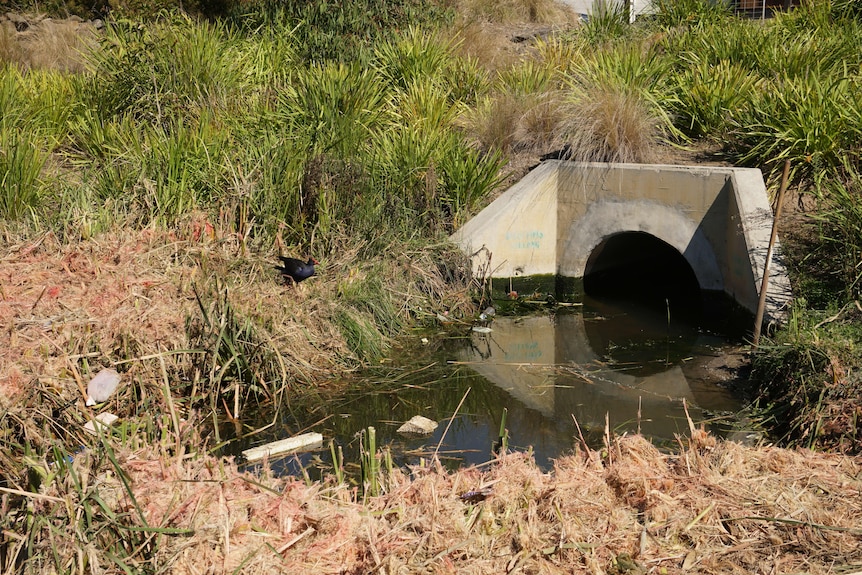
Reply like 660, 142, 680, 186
461, 311, 740, 444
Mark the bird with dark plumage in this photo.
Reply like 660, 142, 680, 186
276, 256, 317, 285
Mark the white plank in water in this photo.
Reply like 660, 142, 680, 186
242, 432, 324, 462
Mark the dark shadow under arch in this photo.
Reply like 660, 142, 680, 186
583, 232, 703, 313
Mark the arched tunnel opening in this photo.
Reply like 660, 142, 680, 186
583, 232, 703, 315
582, 232, 706, 372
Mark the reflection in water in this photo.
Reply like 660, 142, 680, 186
234, 301, 745, 476
462, 302, 741, 452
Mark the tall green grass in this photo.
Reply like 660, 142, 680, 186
0, 129, 45, 220
45, 18, 505, 241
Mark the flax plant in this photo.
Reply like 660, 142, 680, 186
670, 56, 760, 139
734, 73, 862, 186
0, 129, 46, 220
83, 15, 243, 124
278, 62, 390, 158
373, 26, 456, 92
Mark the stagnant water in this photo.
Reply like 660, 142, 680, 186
226, 289, 756, 478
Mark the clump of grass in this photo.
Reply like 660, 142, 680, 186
670, 56, 761, 139
810, 162, 862, 302
225, 0, 454, 64
750, 300, 862, 454
81, 15, 242, 124
579, 0, 631, 45
20, 19, 97, 72
733, 72, 862, 187
1, 17, 97, 72
462, 57, 567, 156
556, 44, 678, 163
0, 21, 23, 64
0, 128, 46, 219
558, 84, 663, 164
187, 280, 289, 422
651, 0, 732, 28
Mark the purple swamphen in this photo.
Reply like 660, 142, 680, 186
276, 256, 317, 285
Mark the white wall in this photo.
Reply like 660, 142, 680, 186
558, 0, 653, 20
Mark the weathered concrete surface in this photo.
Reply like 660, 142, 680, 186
451, 161, 791, 322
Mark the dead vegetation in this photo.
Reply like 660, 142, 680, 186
14, 430, 861, 574
0, 13, 98, 71
0, 223, 474, 409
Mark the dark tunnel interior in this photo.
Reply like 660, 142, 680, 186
583, 232, 703, 314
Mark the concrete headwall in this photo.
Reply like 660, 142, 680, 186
451, 161, 792, 322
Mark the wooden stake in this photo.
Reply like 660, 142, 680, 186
753, 159, 791, 348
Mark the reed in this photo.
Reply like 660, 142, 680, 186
360, 426, 381, 497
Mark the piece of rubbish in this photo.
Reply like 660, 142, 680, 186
84, 412, 119, 435
479, 306, 496, 321
460, 488, 494, 504
472, 326, 492, 333
397, 415, 438, 436
436, 313, 451, 324
86, 368, 121, 406
242, 432, 324, 463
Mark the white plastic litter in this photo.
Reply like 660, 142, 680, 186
86, 368, 121, 406
84, 412, 119, 435
242, 432, 324, 463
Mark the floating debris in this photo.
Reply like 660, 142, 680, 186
471, 326, 492, 334
397, 415, 438, 436
242, 432, 324, 463
479, 306, 496, 321
86, 368, 121, 406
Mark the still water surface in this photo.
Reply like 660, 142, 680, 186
232, 295, 750, 477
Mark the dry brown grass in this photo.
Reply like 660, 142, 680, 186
559, 85, 663, 164
23, 430, 860, 574
1, 20, 24, 64
1, 15, 97, 71
0, 221, 474, 411
471, 90, 569, 155
458, 0, 579, 25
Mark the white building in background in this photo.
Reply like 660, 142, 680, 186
558, 0, 798, 21
557, 0, 654, 22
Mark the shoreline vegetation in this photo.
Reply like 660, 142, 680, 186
2, 0, 862, 572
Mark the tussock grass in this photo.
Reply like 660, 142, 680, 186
559, 84, 662, 164
1, 17, 96, 71
0, 21, 23, 64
